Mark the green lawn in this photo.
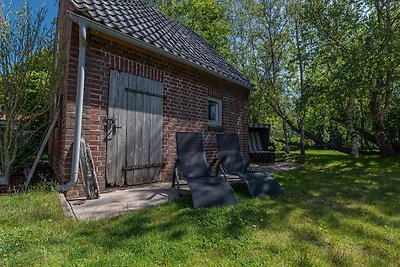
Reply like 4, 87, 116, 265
1, 150, 399, 266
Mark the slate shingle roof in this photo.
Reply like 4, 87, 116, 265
70, 0, 252, 88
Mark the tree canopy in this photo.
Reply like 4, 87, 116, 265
0, 1, 58, 185
150, 0, 400, 157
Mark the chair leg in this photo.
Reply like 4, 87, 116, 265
177, 179, 182, 197
172, 168, 182, 197
172, 175, 176, 188
172, 165, 180, 189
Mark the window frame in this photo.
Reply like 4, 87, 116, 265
207, 96, 222, 126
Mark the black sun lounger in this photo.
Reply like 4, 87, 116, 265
173, 132, 237, 209
216, 134, 284, 197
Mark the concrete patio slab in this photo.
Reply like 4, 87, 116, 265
60, 163, 301, 221
66, 182, 179, 221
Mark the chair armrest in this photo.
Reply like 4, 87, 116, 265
207, 158, 218, 176
244, 161, 254, 172
215, 157, 229, 179
214, 158, 222, 176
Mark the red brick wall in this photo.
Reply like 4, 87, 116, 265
50, 22, 250, 198
48, 0, 73, 187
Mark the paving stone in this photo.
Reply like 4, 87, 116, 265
67, 182, 179, 220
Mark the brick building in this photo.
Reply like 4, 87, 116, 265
50, 0, 252, 198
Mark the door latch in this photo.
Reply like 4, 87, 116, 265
106, 117, 122, 136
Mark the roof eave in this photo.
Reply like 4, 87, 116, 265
66, 11, 253, 91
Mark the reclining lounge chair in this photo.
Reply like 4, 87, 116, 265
216, 133, 284, 197
173, 132, 238, 209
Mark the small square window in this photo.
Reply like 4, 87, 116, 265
208, 97, 222, 125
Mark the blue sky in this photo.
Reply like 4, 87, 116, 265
8, 0, 59, 26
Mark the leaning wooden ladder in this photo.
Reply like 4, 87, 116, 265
79, 138, 100, 199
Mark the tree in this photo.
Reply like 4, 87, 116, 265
286, 0, 317, 157
149, 0, 400, 157
305, 0, 400, 156
0, 1, 57, 185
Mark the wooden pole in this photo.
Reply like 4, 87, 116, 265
24, 109, 60, 187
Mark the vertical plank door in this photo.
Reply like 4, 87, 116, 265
107, 70, 163, 186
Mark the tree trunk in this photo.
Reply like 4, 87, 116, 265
295, 20, 306, 157
370, 91, 394, 157
368, 1, 395, 157
359, 100, 373, 152
0, 168, 10, 185
0, 115, 11, 185
270, 103, 354, 155
299, 114, 306, 156
332, 117, 377, 148
346, 97, 359, 157
0, 143, 11, 185
283, 118, 290, 154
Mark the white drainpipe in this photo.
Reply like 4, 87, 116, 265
58, 21, 88, 192
57, 10, 253, 192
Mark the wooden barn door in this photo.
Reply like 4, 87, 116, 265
106, 70, 163, 186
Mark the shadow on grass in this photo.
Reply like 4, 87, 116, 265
68, 151, 400, 264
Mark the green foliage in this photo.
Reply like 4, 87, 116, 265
302, 0, 400, 154
1, 151, 400, 265
227, 0, 292, 121
226, 0, 400, 155
385, 85, 400, 149
0, 1, 57, 184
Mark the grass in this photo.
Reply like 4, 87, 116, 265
1, 150, 399, 266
